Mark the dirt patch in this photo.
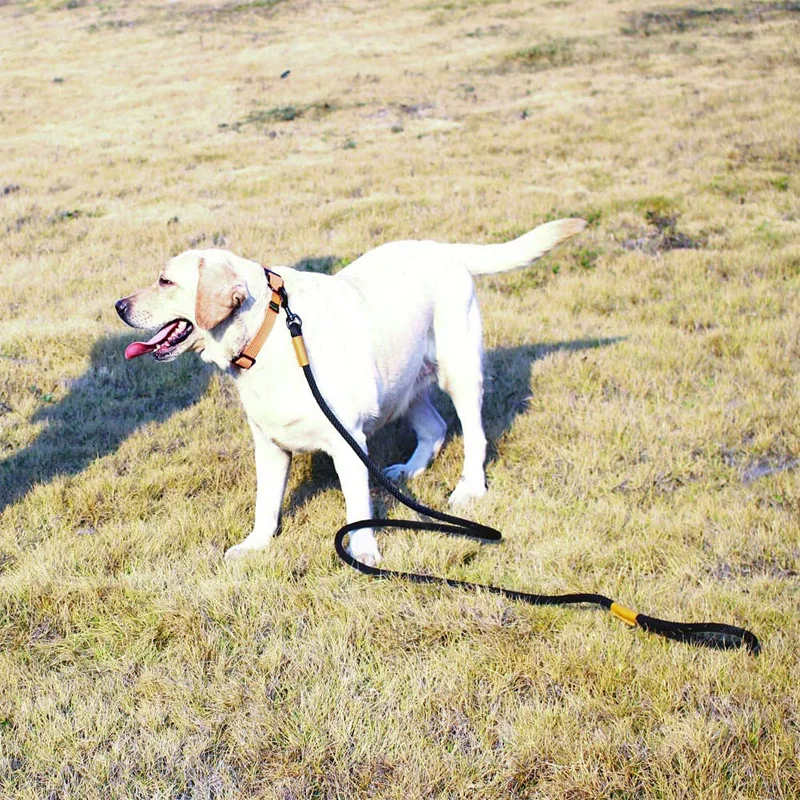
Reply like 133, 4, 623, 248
188, 231, 228, 248
712, 556, 798, 581
622, 211, 703, 254
623, 2, 800, 36
0, 551, 16, 574
730, 138, 800, 168
742, 455, 798, 485
397, 102, 436, 117
623, 7, 736, 36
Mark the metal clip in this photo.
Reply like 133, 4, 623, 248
279, 287, 302, 330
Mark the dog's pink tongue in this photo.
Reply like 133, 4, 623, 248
124, 322, 179, 360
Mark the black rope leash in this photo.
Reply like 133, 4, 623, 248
279, 291, 761, 655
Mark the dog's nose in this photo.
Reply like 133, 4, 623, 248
115, 298, 129, 320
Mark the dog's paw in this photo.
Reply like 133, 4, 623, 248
346, 530, 382, 568
383, 463, 408, 483
350, 550, 382, 568
224, 542, 264, 561
384, 463, 427, 483
346, 539, 383, 568
448, 479, 488, 508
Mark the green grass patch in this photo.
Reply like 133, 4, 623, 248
506, 36, 608, 70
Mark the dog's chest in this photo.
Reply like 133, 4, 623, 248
235, 367, 344, 454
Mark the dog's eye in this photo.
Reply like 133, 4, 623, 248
159, 276, 174, 287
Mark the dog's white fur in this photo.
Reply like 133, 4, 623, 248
116, 218, 585, 563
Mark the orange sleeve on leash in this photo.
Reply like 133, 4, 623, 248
610, 602, 639, 626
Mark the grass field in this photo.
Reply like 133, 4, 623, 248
1, 0, 799, 796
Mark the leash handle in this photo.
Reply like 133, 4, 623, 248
283, 296, 760, 655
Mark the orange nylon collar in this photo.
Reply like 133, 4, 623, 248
231, 269, 284, 370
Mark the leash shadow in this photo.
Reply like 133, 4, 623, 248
0, 333, 211, 515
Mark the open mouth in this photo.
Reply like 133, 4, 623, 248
124, 319, 194, 361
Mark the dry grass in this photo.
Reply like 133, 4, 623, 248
1, 0, 799, 796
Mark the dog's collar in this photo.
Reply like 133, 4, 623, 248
231, 269, 285, 370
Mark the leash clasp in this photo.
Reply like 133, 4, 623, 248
279, 286, 303, 331
276, 286, 308, 366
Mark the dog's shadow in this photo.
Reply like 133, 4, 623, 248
0, 333, 212, 515
285, 337, 624, 519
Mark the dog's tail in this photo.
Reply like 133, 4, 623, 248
455, 218, 587, 276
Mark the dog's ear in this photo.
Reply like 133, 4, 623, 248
194, 258, 248, 331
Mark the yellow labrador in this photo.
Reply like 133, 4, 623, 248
115, 218, 585, 563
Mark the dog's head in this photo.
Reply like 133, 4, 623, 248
115, 249, 257, 365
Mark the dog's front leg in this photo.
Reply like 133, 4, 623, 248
332, 438, 382, 567
224, 422, 290, 561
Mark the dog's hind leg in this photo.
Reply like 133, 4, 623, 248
225, 423, 290, 560
445, 376, 488, 507
383, 391, 447, 482
435, 292, 488, 507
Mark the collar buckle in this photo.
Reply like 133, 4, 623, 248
232, 352, 257, 369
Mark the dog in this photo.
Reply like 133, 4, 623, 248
115, 218, 585, 564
